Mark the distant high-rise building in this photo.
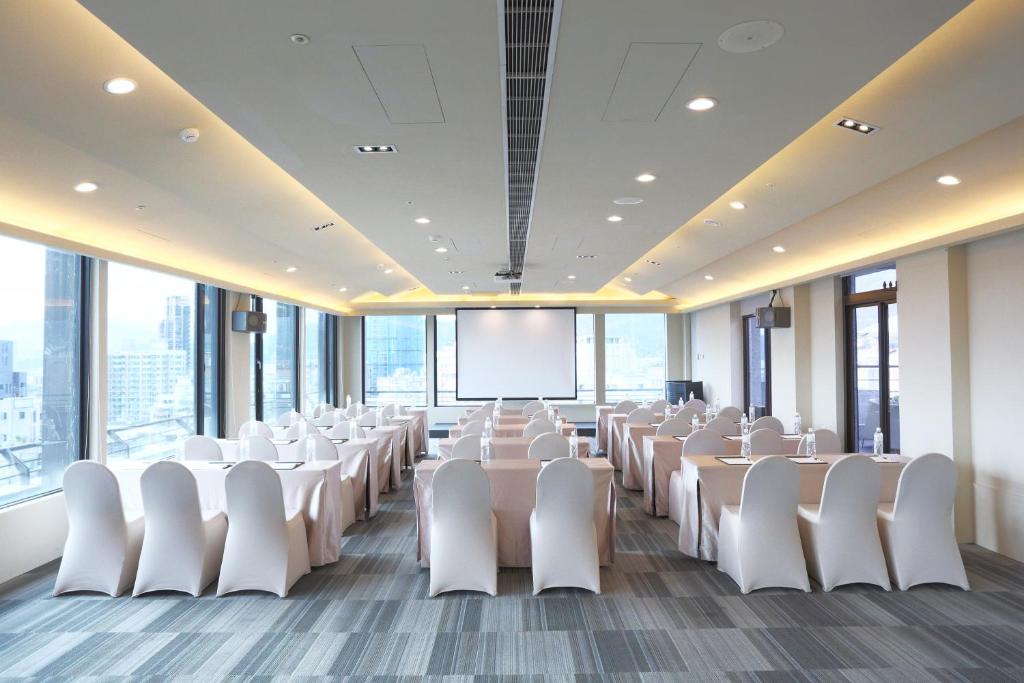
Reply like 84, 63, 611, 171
0, 341, 27, 399
160, 295, 192, 366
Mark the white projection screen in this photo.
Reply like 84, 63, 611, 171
456, 307, 577, 400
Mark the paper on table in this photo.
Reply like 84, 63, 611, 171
674, 436, 687, 442
788, 456, 824, 465
716, 457, 752, 465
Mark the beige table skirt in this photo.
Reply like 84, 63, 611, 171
449, 423, 577, 439
622, 423, 658, 490
595, 406, 613, 454
608, 413, 663, 471
413, 459, 616, 567
437, 436, 591, 460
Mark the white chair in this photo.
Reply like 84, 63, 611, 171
429, 459, 497, 596
284, 420, 316, 440
278, 410, 303, 427
674, 407, 699, 425
327, 420, 364, 440
217, 461, 311, 597
344, 404, 359, 419
462, 420, 486, 436
521, 400, 545, 417
530, 457, 600, 595
53, 462, 144, 597
718, 406, 743, 422
798, 455, 891, 591
612, 400, 637, 414
748, 428, 785, 456
312, 403, 333, 419
480, 401, 496, 414
180, 435, 222, 461
523, 418, 556, 438
314, 410, 337, 428
704, 416, 739, 436
450, 434, 482, 460
381, 404, 397, 418
238, 420, 273, 439
133, 461, 228, 597
718, 456, 811, 594
668, 430, 727, 524
750, 415, 785, 434
683, 398, 706, 414
877, 453, 969, 591
241, 435, 279, 462
467, 408, 489, 422
649, 399, 668, 414
798, 429, 842, 455
656, 418, 692, 437
528, 432, 570, 460
626, 408, 656, 425
299, 435, 357, 531
358, 411, 378, 428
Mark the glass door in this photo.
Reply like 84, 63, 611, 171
846, 293, 899, 453
743, 315, 770, 416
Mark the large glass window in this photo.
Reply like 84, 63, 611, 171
604, 313, 666, 403
576, 313, 596, 403
435, 314, 457, 406
0, 236, 85, 507
107, 263, 195, 461
198, 284, 222, 438
256, 298, 298, 423
303, 310, 329, 413
743, 315, 771, 414
364, 315, 427, 406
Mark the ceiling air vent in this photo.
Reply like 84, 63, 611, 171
499, 0, 562, 295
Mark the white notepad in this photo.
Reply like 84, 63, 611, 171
716, 457, 752, 465
788, 456, 824, 465
270, 462, 303, 470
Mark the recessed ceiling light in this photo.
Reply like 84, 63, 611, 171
354, 144, 397, 154
338, 287, 348, 292
936, 175, 961, 186
576, 254, 596, 259
74, 181, 98, 193
623, 277, 633, 283
384, 268, 394, 274
415, 217, 431, 224
704, 274, 715, 281
729, 200, 746, 210
613, 197, 644, 205
448, 270, 464, 275
686, 97, 717, 112
645, 259, 662, 267
703, 218, 721, 227
567, 275, 576, 280
835, 117, 879, 135
290, 33, 310, 45
103, 77, 137, 95
434, 246, 448, 253
534, 305, 540, 309
607, 215, 623, 223
635, 173, 656, 183
772, 245, 786, 253
461, 285, 471, 291
285, 266, 297, 273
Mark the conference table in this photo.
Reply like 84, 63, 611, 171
606, 413, 664, 471
449, 422, 577, 439
388, 412, 426, 468
436, 436, 591, 460
677, 452, 910, 561
413, 458, 616, 567
595, 406, 613, 454
110, 459, 345, 566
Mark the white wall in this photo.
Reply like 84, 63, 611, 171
808, 277, 845, 433
691, 302, 742, 406
0, 491, 67, 584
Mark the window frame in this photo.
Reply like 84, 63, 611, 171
251, 295, 301, 421
194, 284, 226, 438
742, 314, 772, 414
361, 314, 429, 407
602, 312, 667, 404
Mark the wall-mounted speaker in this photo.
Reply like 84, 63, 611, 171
231, 310, 267, 333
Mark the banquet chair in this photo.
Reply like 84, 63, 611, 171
669, 429, 727, 524
133, 461, 228, 597
877, 453, 969, 591
626, 408, 656, 425
238, 420, 273, 439
704, 416, 740, 436
53, 461, 144, 597
649, 399, 669, 414
749, 428, 785, 456
241, 435, 279, 462
521, 400, 545, 417
278, 410, 303, 427
358, 410, 378, 428
718, 456, 811, 594
450, 434, 482, 460
797, 429, 842, 455
530, 457, 600, 595
344, 404, 359, 418
313, 403, 333, 419
797, 455, 891, 591
429, 459, 497, 596
328, 420, 364, 440
612, 400, 637, 414
656, 418, 692, 437
300, 435, 357, 531
181, 435, 222, 461
683, 398, 706, 414
674, 407, 699, 425
750, 415, 785, 434
284, 420, 316, 440
480, 401, 496, 413
467, 408, 489, 422
528, 432, 570, 460
217, 461, 311, 597
718, 406, 743, 422
523, 418, 556, 438
381, 404, 396, 419
314, 410, 337, 428
462, 420, 486, 436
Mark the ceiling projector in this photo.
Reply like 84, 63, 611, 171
494, 269, 522, 283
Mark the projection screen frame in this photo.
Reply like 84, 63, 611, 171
455, 306, 578, 401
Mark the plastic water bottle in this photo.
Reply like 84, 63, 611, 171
570, 430, 579, 458
713, 399, 721, 417
806, 429, 817, 460
740, 414, 749, 435
689, 391, 695, 402
480, 434, 491, 462
484, 417, 494, 438
691, 414, 700, 432
741, 432, 752, 461
748, 404, 756, 423
304, 435, 316, 462
873, 427, 884, 459
239, 437, 251, 461
297, 420, 309, 440
678, 396, 684, 409
793, 412, 802, 436
346, 394, 352, 409
376, 410, 384, 428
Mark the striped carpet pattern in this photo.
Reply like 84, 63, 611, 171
2, 456, 1024, 681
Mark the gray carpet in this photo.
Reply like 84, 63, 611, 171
2, 459, 1024, 681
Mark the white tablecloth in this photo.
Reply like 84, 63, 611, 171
449, 422, 577, 439
595, 406, 613, 454
607, 414, 663, 471
437, 437, 591, 460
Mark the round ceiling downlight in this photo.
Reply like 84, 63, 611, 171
103, 77, 137, 95
686, 97, 717, 112
613, 197, 644, 205
74, 181, 99, 193
718, 20, 785, 54
635, 173, 656, 183
936, 175, 961, 186
290, 34, 310, 45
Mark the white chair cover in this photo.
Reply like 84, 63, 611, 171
344, 404, 359, 419
133, 461, 227, 597
180, 435, 222, 461
298, 434, 336, 461
750, 415, 785, 434
450, 434, 482, 460
462, 420, 486, 436
612, 400, 638, 414
312, 403, 333, 419
479, 402, 496, 413
528, 433, 570, 460
381, 404, 397, 418
284, 420, 316, 440
314, 410, 337, 428
327, 421, 364, 440
798, 455, 891, 591
683, 398, 706, 414
238, 420, 273, 439
523, 418, 557, 438
530, 458, 600, 595
467, 408, 489, 422
649, 399, 669, 414
717, 455, 811, 594
242, 435, 279, 462
668, 430, 727, 524
797, 429, 842, 455
749, 428, 785, 456
626, 408, 657, 425
704, 416, 739, 436
674, 407, 699, 425
521, 400, 545, 417
718, 406, 743, 422
217, 461, 311, 597
277, 410, 303, 427
358, 411, 378, 428
53, 461, 144, 597
877, 453, 969, 590
656, 418, 691, 437
429, 459, 497, 596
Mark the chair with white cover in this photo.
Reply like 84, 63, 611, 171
381, 404, 396, 419
718, 406, 743, 423
358, 410, 378, 428
462, 420, 486, 436
683, 398, 706, 414
668, 430, 727, 524
313, 403, 333, 419
238, 420, 273, 439
718, 455, 811, 594
626, 408, 656, 425
704, 416, 740, 436
480, 401, 496, 413
217, 461, 310, 597
180, 435, 222, 461
284, 420, 316, 440
467, 407, 489, 422
450, 434, 482, 460
278, 410, 303, 427
328, 421, 364, 440
521, 400, 545, 417
530, 457, 600, 594
300, 435, 357, 531
523, 418, 556, 438
344, 404, 359, 418
674, 407, 699, 425
429, 459, 497, 596
528, 432, 570, 460
314, 410, 337, 428
133, 461, 228, 597
749, 428, 785, 456
798, 429, 842, 455
750, 415, 785, 434
241, 435, 279, 462
649, 399, 669, 414
53, 462, 144, 597
612, 400, 637, 414
797, 455, 890, 591
877, 453, 969, 591
656, 418, 692, 437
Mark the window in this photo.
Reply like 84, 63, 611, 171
363, 315, 427, 406
252, 297, 298, 422
0, 236, 87, 507
743, 315, 771, 414
197, 284, 224, 438
107, 263, 196, 461
435, 314, 457, 406
576, 313, 596, 403
303, 310, 330, 413
604, 313, 666, 403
